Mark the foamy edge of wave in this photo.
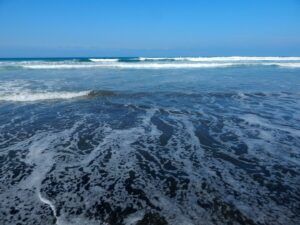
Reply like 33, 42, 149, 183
0, 91, 90, 102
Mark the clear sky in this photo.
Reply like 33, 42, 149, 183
0, 0, 300, 57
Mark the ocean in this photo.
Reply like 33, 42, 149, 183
0, 57, 300, 225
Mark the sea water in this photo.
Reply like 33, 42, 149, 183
0, 57, 299, 225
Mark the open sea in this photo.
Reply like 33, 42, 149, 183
0, 57, 300, 225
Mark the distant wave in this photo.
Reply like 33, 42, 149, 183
0, 91, 90, 102
89, 58, 119, 62
138, 56, 300, 62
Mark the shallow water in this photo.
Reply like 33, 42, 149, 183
0, 58, 300, 225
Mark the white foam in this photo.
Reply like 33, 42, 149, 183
89, 58, 119, 62
0, 91, 90, 101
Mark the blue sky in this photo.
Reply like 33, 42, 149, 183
0, 0, 299, 57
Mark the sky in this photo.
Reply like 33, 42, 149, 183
0, 0, 300, 57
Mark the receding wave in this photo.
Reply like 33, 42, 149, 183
0, 91, 90, 102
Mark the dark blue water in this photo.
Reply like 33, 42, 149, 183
0, 58, 300, 225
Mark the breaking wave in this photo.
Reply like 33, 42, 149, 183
1, 56, 300, 70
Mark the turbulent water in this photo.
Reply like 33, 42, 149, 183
0, 57, 300, 225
